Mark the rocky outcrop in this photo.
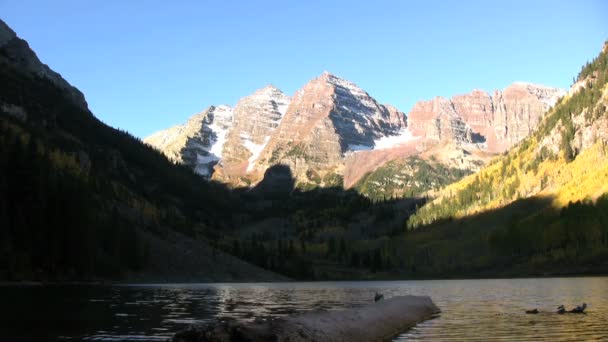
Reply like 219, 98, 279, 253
144, 105, 233, 177
0, 19, 88, 110
407, 97, 473, 144
213, 85, 290, 183
408, 83, 566, 153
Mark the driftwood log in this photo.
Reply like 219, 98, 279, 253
172, 295, 440, 341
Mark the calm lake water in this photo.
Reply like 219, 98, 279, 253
1, 277, 607, 341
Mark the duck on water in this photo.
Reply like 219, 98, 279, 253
526, 303, 587, 314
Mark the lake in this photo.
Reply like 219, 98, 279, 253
1, 277, 607, 341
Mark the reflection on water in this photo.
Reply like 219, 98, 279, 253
1, 277, 607, 341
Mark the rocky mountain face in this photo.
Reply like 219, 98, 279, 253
344, 83, 564, 193
214, 85, 290, 183
408, 83, 566, 153
244, 72, 408, 186
144, 105, 233, 176
147, 72, 411, 186
147, 72, 564, 193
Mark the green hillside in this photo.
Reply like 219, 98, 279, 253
394, 42, 608, 276
410, 42, 608, 227
354, 156, 471, 200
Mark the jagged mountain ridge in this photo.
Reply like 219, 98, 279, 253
146, 72, 412, 186
347, 82, 566, 199
147, 73, 564, 195
408, 83, 566, 152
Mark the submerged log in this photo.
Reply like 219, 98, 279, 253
172, 295, 440, 342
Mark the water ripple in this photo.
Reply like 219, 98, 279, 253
1, 277, 607, 341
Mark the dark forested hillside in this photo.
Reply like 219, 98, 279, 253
0, 36, 282, 281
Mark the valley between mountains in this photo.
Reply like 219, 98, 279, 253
1, 17, 607, 281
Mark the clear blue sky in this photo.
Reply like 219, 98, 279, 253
1, 1, 607, 138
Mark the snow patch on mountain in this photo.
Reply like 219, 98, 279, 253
348, 129, 419, 152
512, 82, 567, 108
208, 124, 228, 158
374, 129, 419, 149
348, 144, 373, 151
204, 105, 233, 161
244, 136, 271, 172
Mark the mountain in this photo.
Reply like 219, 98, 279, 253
408, 82, 565, 152
146, 72, 411, 188
214, 85, 290, 184
144, 105, 233, 177
349, 83, 564, 199
246, 72, 409, 187
0, 20, 87, 110
0, 19, 286, 282
409, 44, 608, 228
150, 72, 562, 199
144, 85, 291, 182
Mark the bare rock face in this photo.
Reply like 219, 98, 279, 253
213, 85, 290, 184
385, 104, 409, 129
144, 105, 233, 177
0, 19, 88, 110
408, 83, 566, 153
408, 96, 473, 144
250, 72, 408, 185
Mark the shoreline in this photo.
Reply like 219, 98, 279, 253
2, 273, 607, 287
